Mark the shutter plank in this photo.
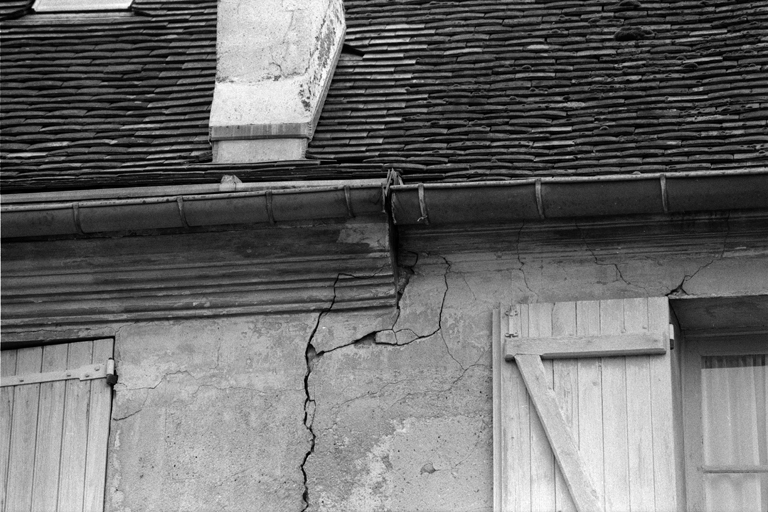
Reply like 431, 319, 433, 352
503, 305, 532, 511
83, 339, 114, 512
58, 341, 93, 512
552, 301, 578, 512
500, 297, 677, 512
527, 303, 557, 512
648, 297, 681, 511
516, 354, 603, 512
31, 344, 69, 512
624, 299, 656, 512
492, 308, 502, 512
6, 347, 43, 512
500, 306, 531, 512
503, 363, 533, 511
505, 332, 665, 359
0, 351, 18, 512
575, 300, 605, 511
599, 300, 630, 512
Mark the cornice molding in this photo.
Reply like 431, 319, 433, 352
399, 211, 768, 260
1, 218, 396, 332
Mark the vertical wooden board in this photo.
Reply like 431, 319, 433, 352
599, 300, 630, 512
502, 353, 533, 512
648, 297, 682, 511
83, 339, 114, 512
552, 302, 578, 512
527, 303, 556, 512
493, 308, 502, 512
623, 298, 656, 512
576, 301, 605, 511
6, 347, 43, 512
31, 344, 69, 512
0, 351, 18, 512
58, 341, 93, 512
503, 305, 532, 512
516, 354, 604, 512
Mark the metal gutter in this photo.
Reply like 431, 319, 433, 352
1, 178, 386, 204
2, 169, 767, 238
390, 169, 768, 225
1, 179, 388, 238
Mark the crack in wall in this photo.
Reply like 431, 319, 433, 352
386, 362, 484, 410
667, 212, 731, 297
515, 221, 538, 299
300, 274, 338, 512
575, 220, 651, 295
300, 256, 452, 510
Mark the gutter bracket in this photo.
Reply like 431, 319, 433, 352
72, 203, 85, 235
176, 197, 190, 228
417, 183, 430, 225
660, 175, 670, 214
535, 179, 546, 220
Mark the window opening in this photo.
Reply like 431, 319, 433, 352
683, 336, 768, 512
32, 0, 132, 13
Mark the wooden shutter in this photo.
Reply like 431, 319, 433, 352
493, 298, 684, 512
0, 339, 114, 512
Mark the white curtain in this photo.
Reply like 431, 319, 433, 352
701, 354, 767, 512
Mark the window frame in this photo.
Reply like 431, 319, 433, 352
681, 333, 768, 512
32, 0, 132, 13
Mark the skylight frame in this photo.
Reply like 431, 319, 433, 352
32, 0, 133, 13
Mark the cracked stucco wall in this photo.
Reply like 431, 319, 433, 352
299, 214, 768, 511
108, 316, 314, 512
105, 213, 768, 512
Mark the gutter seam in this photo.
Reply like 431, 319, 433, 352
72, 203, 85, 235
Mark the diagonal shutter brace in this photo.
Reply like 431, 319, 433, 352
0, 357, 117, 387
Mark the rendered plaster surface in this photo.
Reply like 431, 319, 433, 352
301, 214, 768, 511
95, 214, 768, 511
107, 315, 315, 512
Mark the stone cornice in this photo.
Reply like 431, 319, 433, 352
1, 217, 396, 333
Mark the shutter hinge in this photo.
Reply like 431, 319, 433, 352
1, 357, 118, 387
505, 307, 519, 338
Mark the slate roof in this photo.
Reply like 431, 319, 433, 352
1, 0, 767, 192
310, 0, 768, 180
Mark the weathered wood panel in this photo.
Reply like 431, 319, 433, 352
505, 332, 666, 359
1, 340, 114, 512
552, 302, 578, 512
5, 347, 43, 512
575, 301, 605, 511
527, 303, 557, 512
498, 307, 532, 512
600, 300, 630, 512
58, 342, 94, 510
83, 340, 113, 512
0, 351, 18, 512
495, 297, 683, 512
624, 298, 656, 512
516, 354, 602, 512
31, 344, 68, 512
